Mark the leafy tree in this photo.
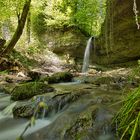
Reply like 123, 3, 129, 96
0, 0, 31, 57
40, 0, 106, 36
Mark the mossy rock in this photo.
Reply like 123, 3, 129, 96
11, 82, 54, 101
48, 72, 73, 84
92, 76, 114, 85
13, 102, 34, 118
39, 76, 49, 82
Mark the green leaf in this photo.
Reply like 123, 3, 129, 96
31, 116, 36, 126
16, 136, 24, 140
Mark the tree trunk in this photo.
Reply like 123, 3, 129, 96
26, 10, 31, 44
0, 0, 31, 57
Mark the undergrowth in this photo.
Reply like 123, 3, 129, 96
114, 87, 140, 140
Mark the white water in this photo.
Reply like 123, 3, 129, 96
1, 101, 17, 116
0, 87, 120, 140
82, 37, 93, 73
0, 94, 62, 140
0, 119, 51, 140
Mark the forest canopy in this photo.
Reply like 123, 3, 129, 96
0, 0, 106, 39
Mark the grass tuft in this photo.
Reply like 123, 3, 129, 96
114, 87, 140, 140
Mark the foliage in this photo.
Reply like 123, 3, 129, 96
10, 50, 37, 68
0, 0, 25, 21
128, 60, 140, 84
31, 12, 47, 36
62, 0, 106, 35
32, 0, 107, 36
114, 87, 140, 140
0, 70, 8, 75
27, 42, 40, 54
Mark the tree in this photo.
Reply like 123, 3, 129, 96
0, 0, 31, 57
43, 0, 106, 36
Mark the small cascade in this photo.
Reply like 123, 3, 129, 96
1, 101, 17, 117
33, 96, 47, 119
41, 97, 46, 119
82, 37, 93, 73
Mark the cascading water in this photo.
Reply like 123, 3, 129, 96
82, 37, 93, 73
1, 101, 17, 116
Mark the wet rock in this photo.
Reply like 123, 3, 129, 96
12, 89, 91, 118
46, 89, 90, 115
83, 74, 140, 90
48, 72, 73, 84
64, 118, 92, 140
11, 82, 54, 101
13, 102, 34, 118
13, 84, 122, 140
63, 105, 99, 140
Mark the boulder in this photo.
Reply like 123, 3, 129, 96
12, 88, 91, 118
13, 102, 34, 118
47, 72, 73, 84
11, 82, 54, 101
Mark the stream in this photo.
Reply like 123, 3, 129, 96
0, 83, 121, 140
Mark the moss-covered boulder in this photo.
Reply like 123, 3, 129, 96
48, 72, 73, 84
11, 82, 54, 101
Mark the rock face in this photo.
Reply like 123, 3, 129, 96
42, 27, 87, 62
93, 0, 140, 65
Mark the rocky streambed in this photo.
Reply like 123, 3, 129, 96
0, 80, 123, 140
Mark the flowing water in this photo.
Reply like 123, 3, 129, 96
82, 37, 93, 73
0, 84, 121, 140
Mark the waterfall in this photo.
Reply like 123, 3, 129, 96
82, 37, 93, 73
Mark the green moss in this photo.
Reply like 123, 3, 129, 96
0, 70, 9, 75
47, 72, 73, 84
39, 76, 49, 82
91, 76, 114, 85
11, 82, 54, 101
